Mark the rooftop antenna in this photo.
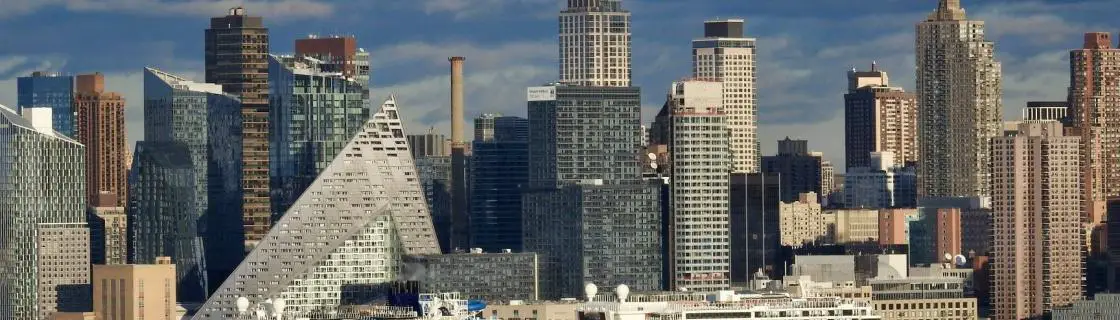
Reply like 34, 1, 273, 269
871, 61, 878, 71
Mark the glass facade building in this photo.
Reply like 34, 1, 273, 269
470, 116, 529, 252
127, 141, 208, 302
269, 54, 370, 220
0, 106, 89, 320
17, 72, 75, 137
142, 68, 238, 301
523, 85, 662, 299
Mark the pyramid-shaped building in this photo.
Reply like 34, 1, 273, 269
193, 97, 441, 319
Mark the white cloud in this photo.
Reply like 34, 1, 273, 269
416, 0, 557, 20
0, 0, 333, 20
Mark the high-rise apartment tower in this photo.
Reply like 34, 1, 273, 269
991, 121, 1083, 319
693, 19, 758, 173
915, 0, 1003, 198
665, 80, 730, 292
74, 73, 127, 207
1070, 32, 1120, 240
559, 0, 631, 87
204, 6, 271, 251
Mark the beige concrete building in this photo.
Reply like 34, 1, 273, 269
484, 301, 580, 320
843, 65, 917, 170
92, 258, 177, 320
1070, 32, 1120, 251
916, 0, 1003, 199
870, 277, 977, 320
991, 121, 1082, 319
823, 209, 879, 243
693, 19, 758, 173
779, 192, 827, 247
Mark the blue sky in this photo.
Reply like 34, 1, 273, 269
0, 0, 1116, 169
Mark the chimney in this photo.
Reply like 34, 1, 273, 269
449, 57, 465, 144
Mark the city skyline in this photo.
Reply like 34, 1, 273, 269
0, 0, 1107, 170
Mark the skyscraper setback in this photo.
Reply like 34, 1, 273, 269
559, 0, 631, 87
693, 19, 758, 173
915, 0, 1002, 198
1070, 32, 1120, 234
204, 6, 271, 251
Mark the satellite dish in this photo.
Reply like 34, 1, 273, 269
647, 153, 657, 160
954, 255, 968, 266
650, 163, 659, 170
943, 253, 953, 262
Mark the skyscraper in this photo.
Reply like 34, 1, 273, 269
193, 97, 440, 318
127, 141, 208, 303
665, 80, 730, 292
693, 19, 758, 173
761, 138, 823, 202
143, 67, 236, 300
915, 0, 1003, 198
523, 84, 662, 298
559, 0, 631, 87
205, 6, 271, 251
0, 106, 89, 320
1070, 32, 1120, 243
991, 121, 1082, 319
844, 65, 917, 169
17, 71, 74, 136
470, 115, 529, 252
268, 53, 370, 219
74, 73, 127, 207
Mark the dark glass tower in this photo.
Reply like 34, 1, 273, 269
470, 116, 529, 252
16, 72, 74, 136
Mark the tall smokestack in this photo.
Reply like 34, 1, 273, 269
449, 56, 466, 144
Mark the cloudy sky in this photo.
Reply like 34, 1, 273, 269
0, 0, 1114, 170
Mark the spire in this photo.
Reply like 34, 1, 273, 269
928, 0, 967, 21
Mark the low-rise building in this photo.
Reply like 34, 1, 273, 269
485, 301, 581, 320
577, 286, 880, 320
406, 250, 539, 302
869, 276, 977, 320
822, 209, 879, 243
779, 192, 828, 247
92, 257, 177, 320
1052, 293, 1120, 319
